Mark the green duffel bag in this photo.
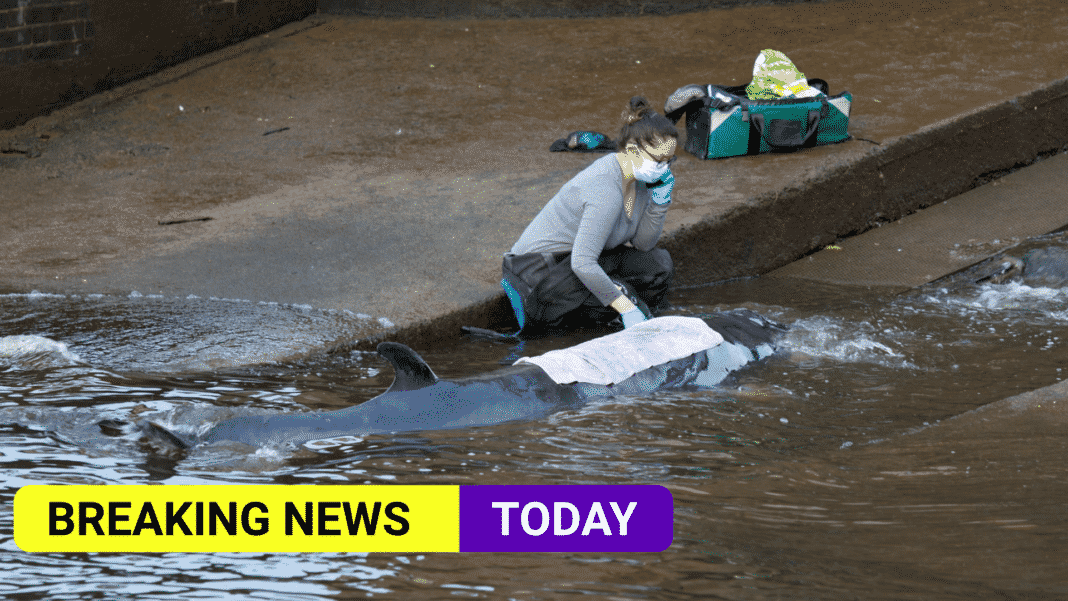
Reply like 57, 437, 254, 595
664, 80, 852, 159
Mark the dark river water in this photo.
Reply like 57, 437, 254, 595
3, 233, 1068, 600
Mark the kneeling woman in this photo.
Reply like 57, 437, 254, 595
502, 96, 678, 333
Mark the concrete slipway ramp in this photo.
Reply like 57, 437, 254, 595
0, 0, 1067, 351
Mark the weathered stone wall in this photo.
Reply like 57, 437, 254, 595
0, 0, 94, 64
318, 0, 823, 19
0, 0, 315, 129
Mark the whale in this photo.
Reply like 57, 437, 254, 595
129, 311, 786, 449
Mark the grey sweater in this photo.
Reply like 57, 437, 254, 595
509, 154, 670, 306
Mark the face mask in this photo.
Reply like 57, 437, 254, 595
632, 156, 670, 183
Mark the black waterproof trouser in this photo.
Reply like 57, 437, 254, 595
501, 246, 673, 333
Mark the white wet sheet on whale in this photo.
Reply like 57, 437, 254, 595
514, 316, 724, 385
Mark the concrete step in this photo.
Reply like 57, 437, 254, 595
769, 152, 1068, 291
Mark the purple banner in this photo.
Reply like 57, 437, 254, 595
459, 485, 673, 552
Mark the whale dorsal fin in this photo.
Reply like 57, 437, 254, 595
377, 342, 438, 393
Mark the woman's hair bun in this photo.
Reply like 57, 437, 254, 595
622, 96, 653, 125
616, 95, 678, 149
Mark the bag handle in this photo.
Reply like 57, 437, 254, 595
748, 106, 823, 149
706, 85, 741, 110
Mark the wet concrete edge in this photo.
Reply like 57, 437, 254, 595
667, 79, 1068, 284
351, 76, 1068, 352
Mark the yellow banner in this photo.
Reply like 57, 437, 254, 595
15, 485, 459, 553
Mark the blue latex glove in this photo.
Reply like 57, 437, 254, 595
647, 170, 674, 205
621, 308, 647, 328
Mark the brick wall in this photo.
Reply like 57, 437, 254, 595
0, 0, 315, 129
318, 0, 820, 19
0, 0, 94, 65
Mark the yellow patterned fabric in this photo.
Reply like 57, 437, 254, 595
745, 49, 822, 100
